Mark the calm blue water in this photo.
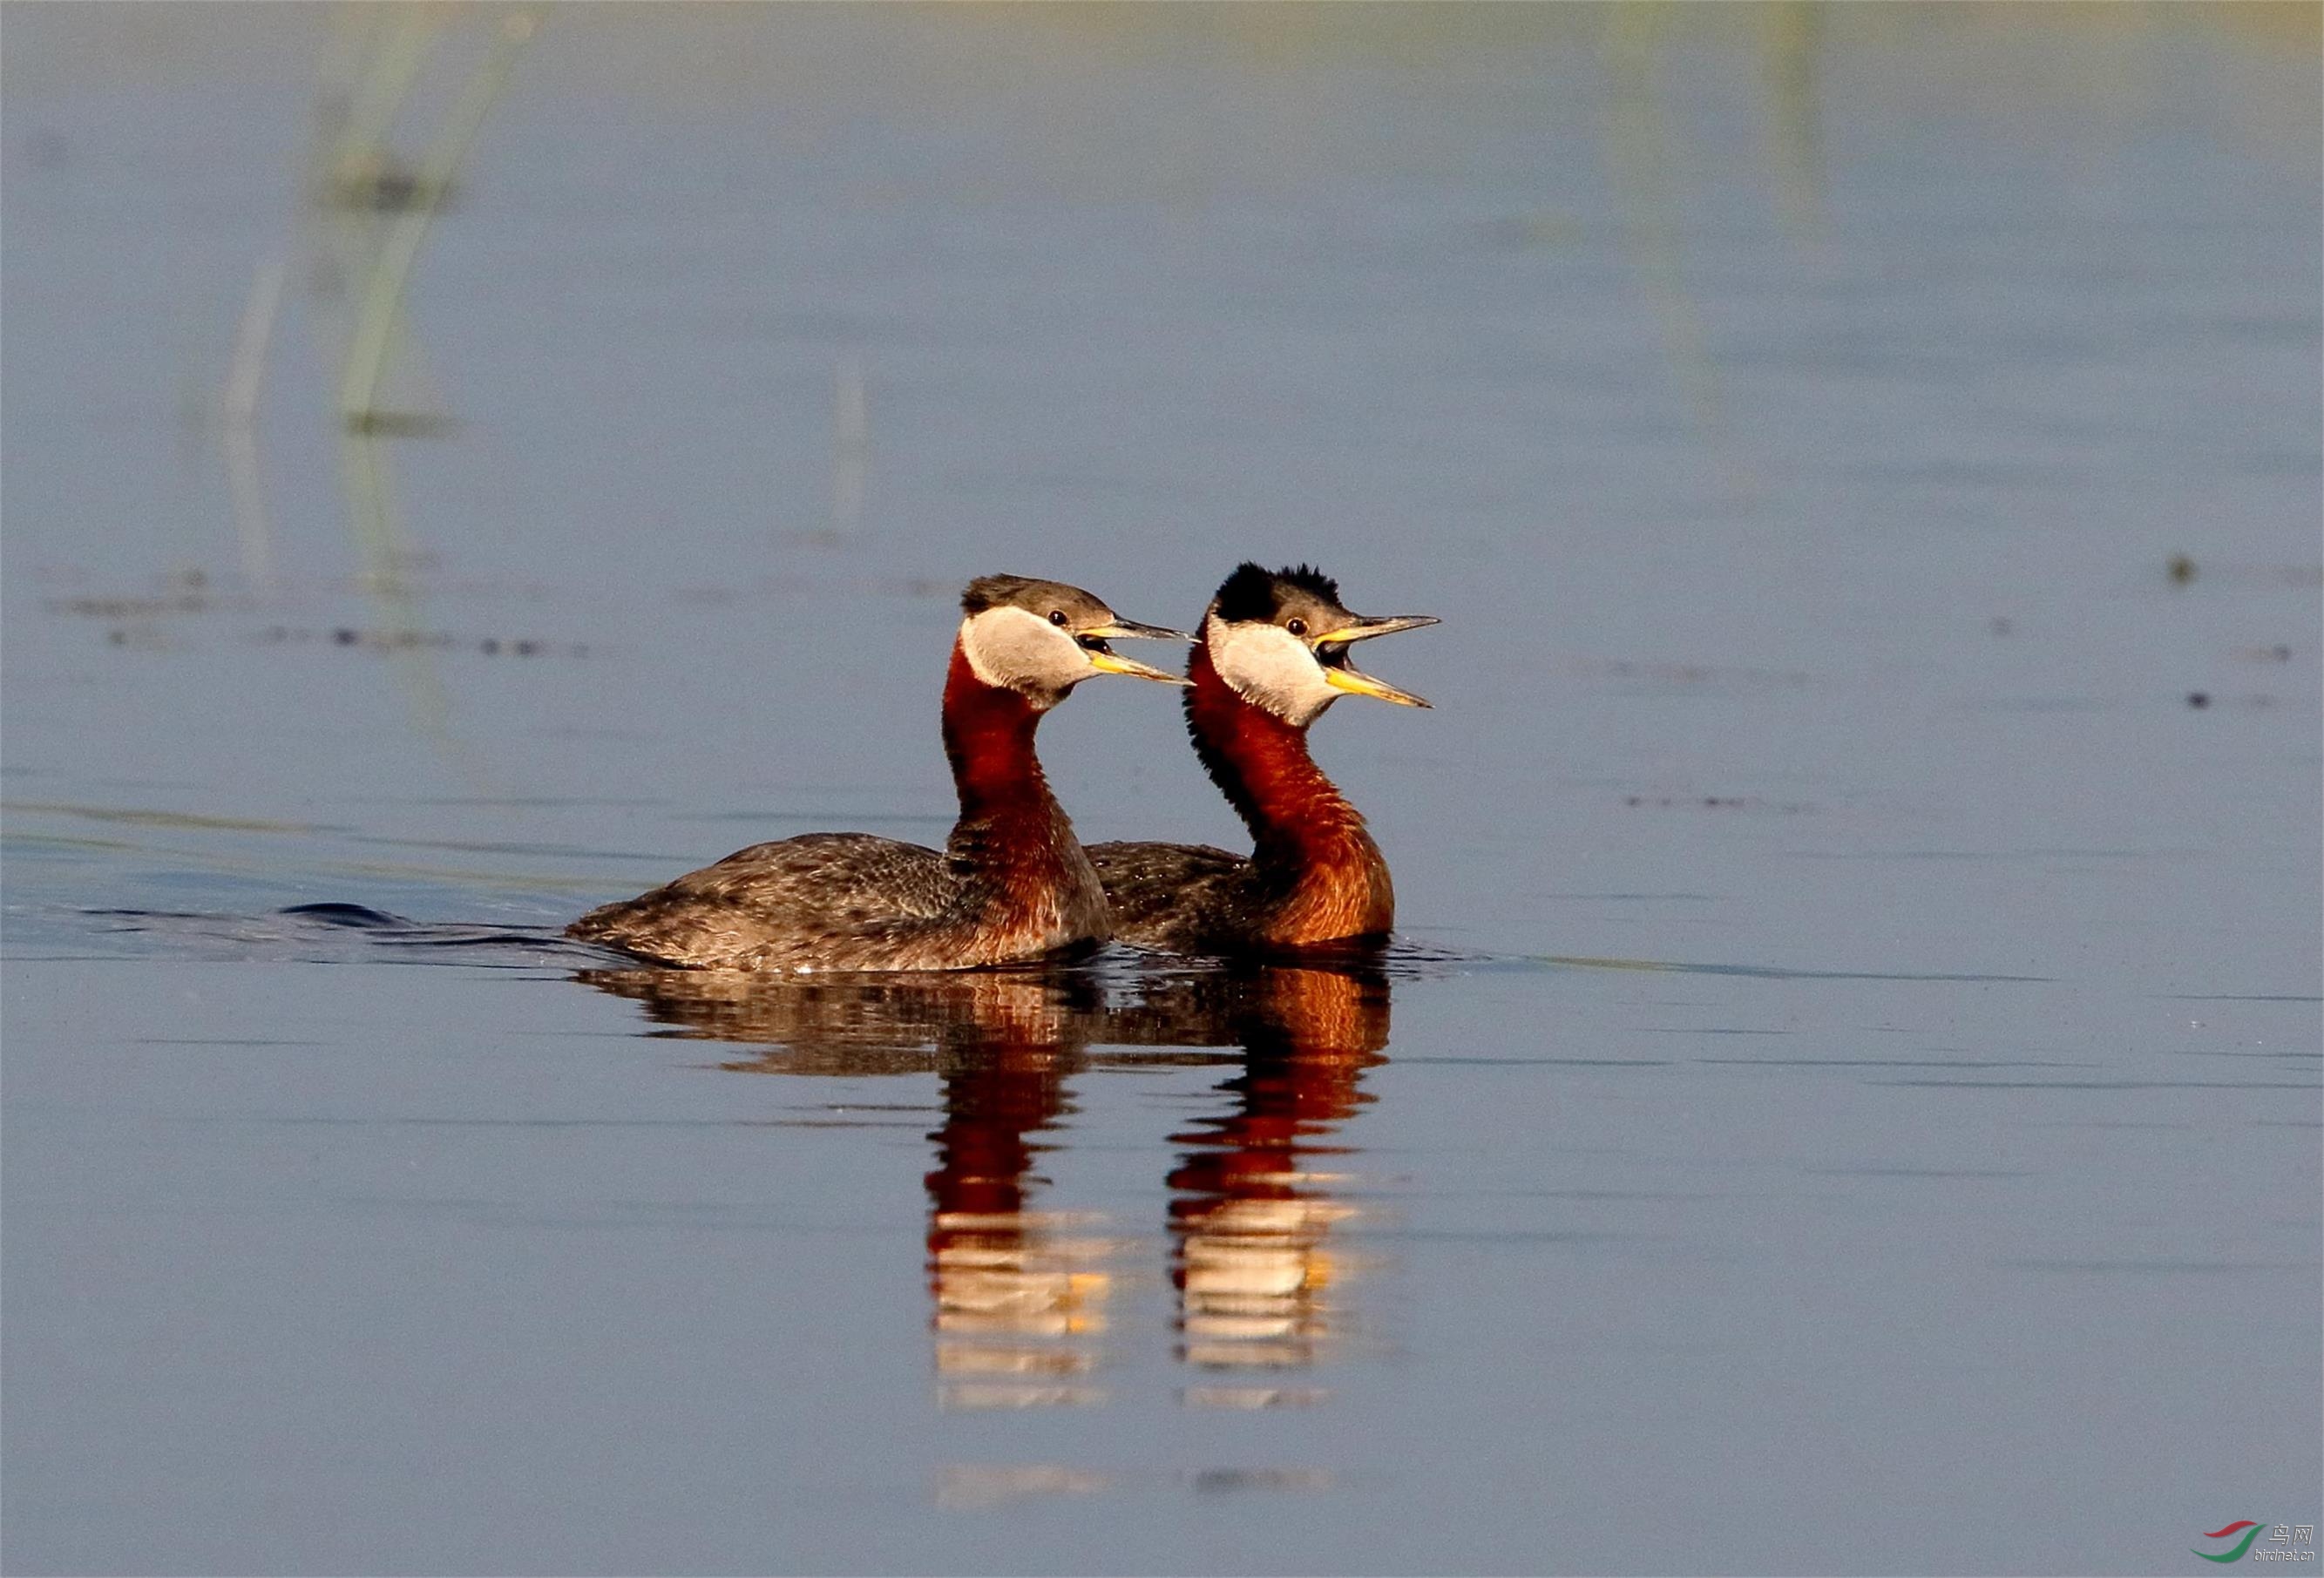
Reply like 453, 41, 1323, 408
4, 7, 2318, 1574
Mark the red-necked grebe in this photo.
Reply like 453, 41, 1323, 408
1087, 563, 1436, 953
568, 575, 1186, 971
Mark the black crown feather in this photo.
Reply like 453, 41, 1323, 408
1210, 562, 1341, 625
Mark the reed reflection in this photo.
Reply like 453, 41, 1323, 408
578, 955, 1392, 1413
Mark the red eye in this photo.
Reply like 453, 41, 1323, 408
1286, 618, 1307, 637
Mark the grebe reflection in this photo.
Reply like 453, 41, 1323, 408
580, 965, 1148, 1405
1106, 963, 1391, 1395
575, 958, 1392, 1407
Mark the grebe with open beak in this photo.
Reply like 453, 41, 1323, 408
569, 575, 1186, 971
1088, 562, 1436, 954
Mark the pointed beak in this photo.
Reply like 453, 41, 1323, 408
1311, 613, 1438, 708
1087, 648, 1190, 685
1083, 618, 1193, 643
1323, 663, 1431, 708
1081, 617, 1194, 686
1309, 613, 1440, 646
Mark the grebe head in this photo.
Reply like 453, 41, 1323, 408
959, 574, 1189, 709
1203, 562, 1439, 726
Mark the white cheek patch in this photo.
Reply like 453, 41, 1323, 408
1210, 619, 1338, 726
960, 606, 1088, 701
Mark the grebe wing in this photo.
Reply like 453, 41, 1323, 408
686, 833, 954, 910
568, 832, 955, 968
1085, 838, 1246, 951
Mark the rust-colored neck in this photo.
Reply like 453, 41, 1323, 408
938, 642, 1097, 948
942, 644, 1056, 827
1184, 641, 1392, 942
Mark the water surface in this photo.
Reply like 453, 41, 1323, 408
3, 7, 2318, 1574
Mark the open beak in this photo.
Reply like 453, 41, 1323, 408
1311, 613, 1438, 708
1081, 617, 1194, 686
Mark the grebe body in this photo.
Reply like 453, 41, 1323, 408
1087, 564, 1436, 954
568, 577, 1183, 972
